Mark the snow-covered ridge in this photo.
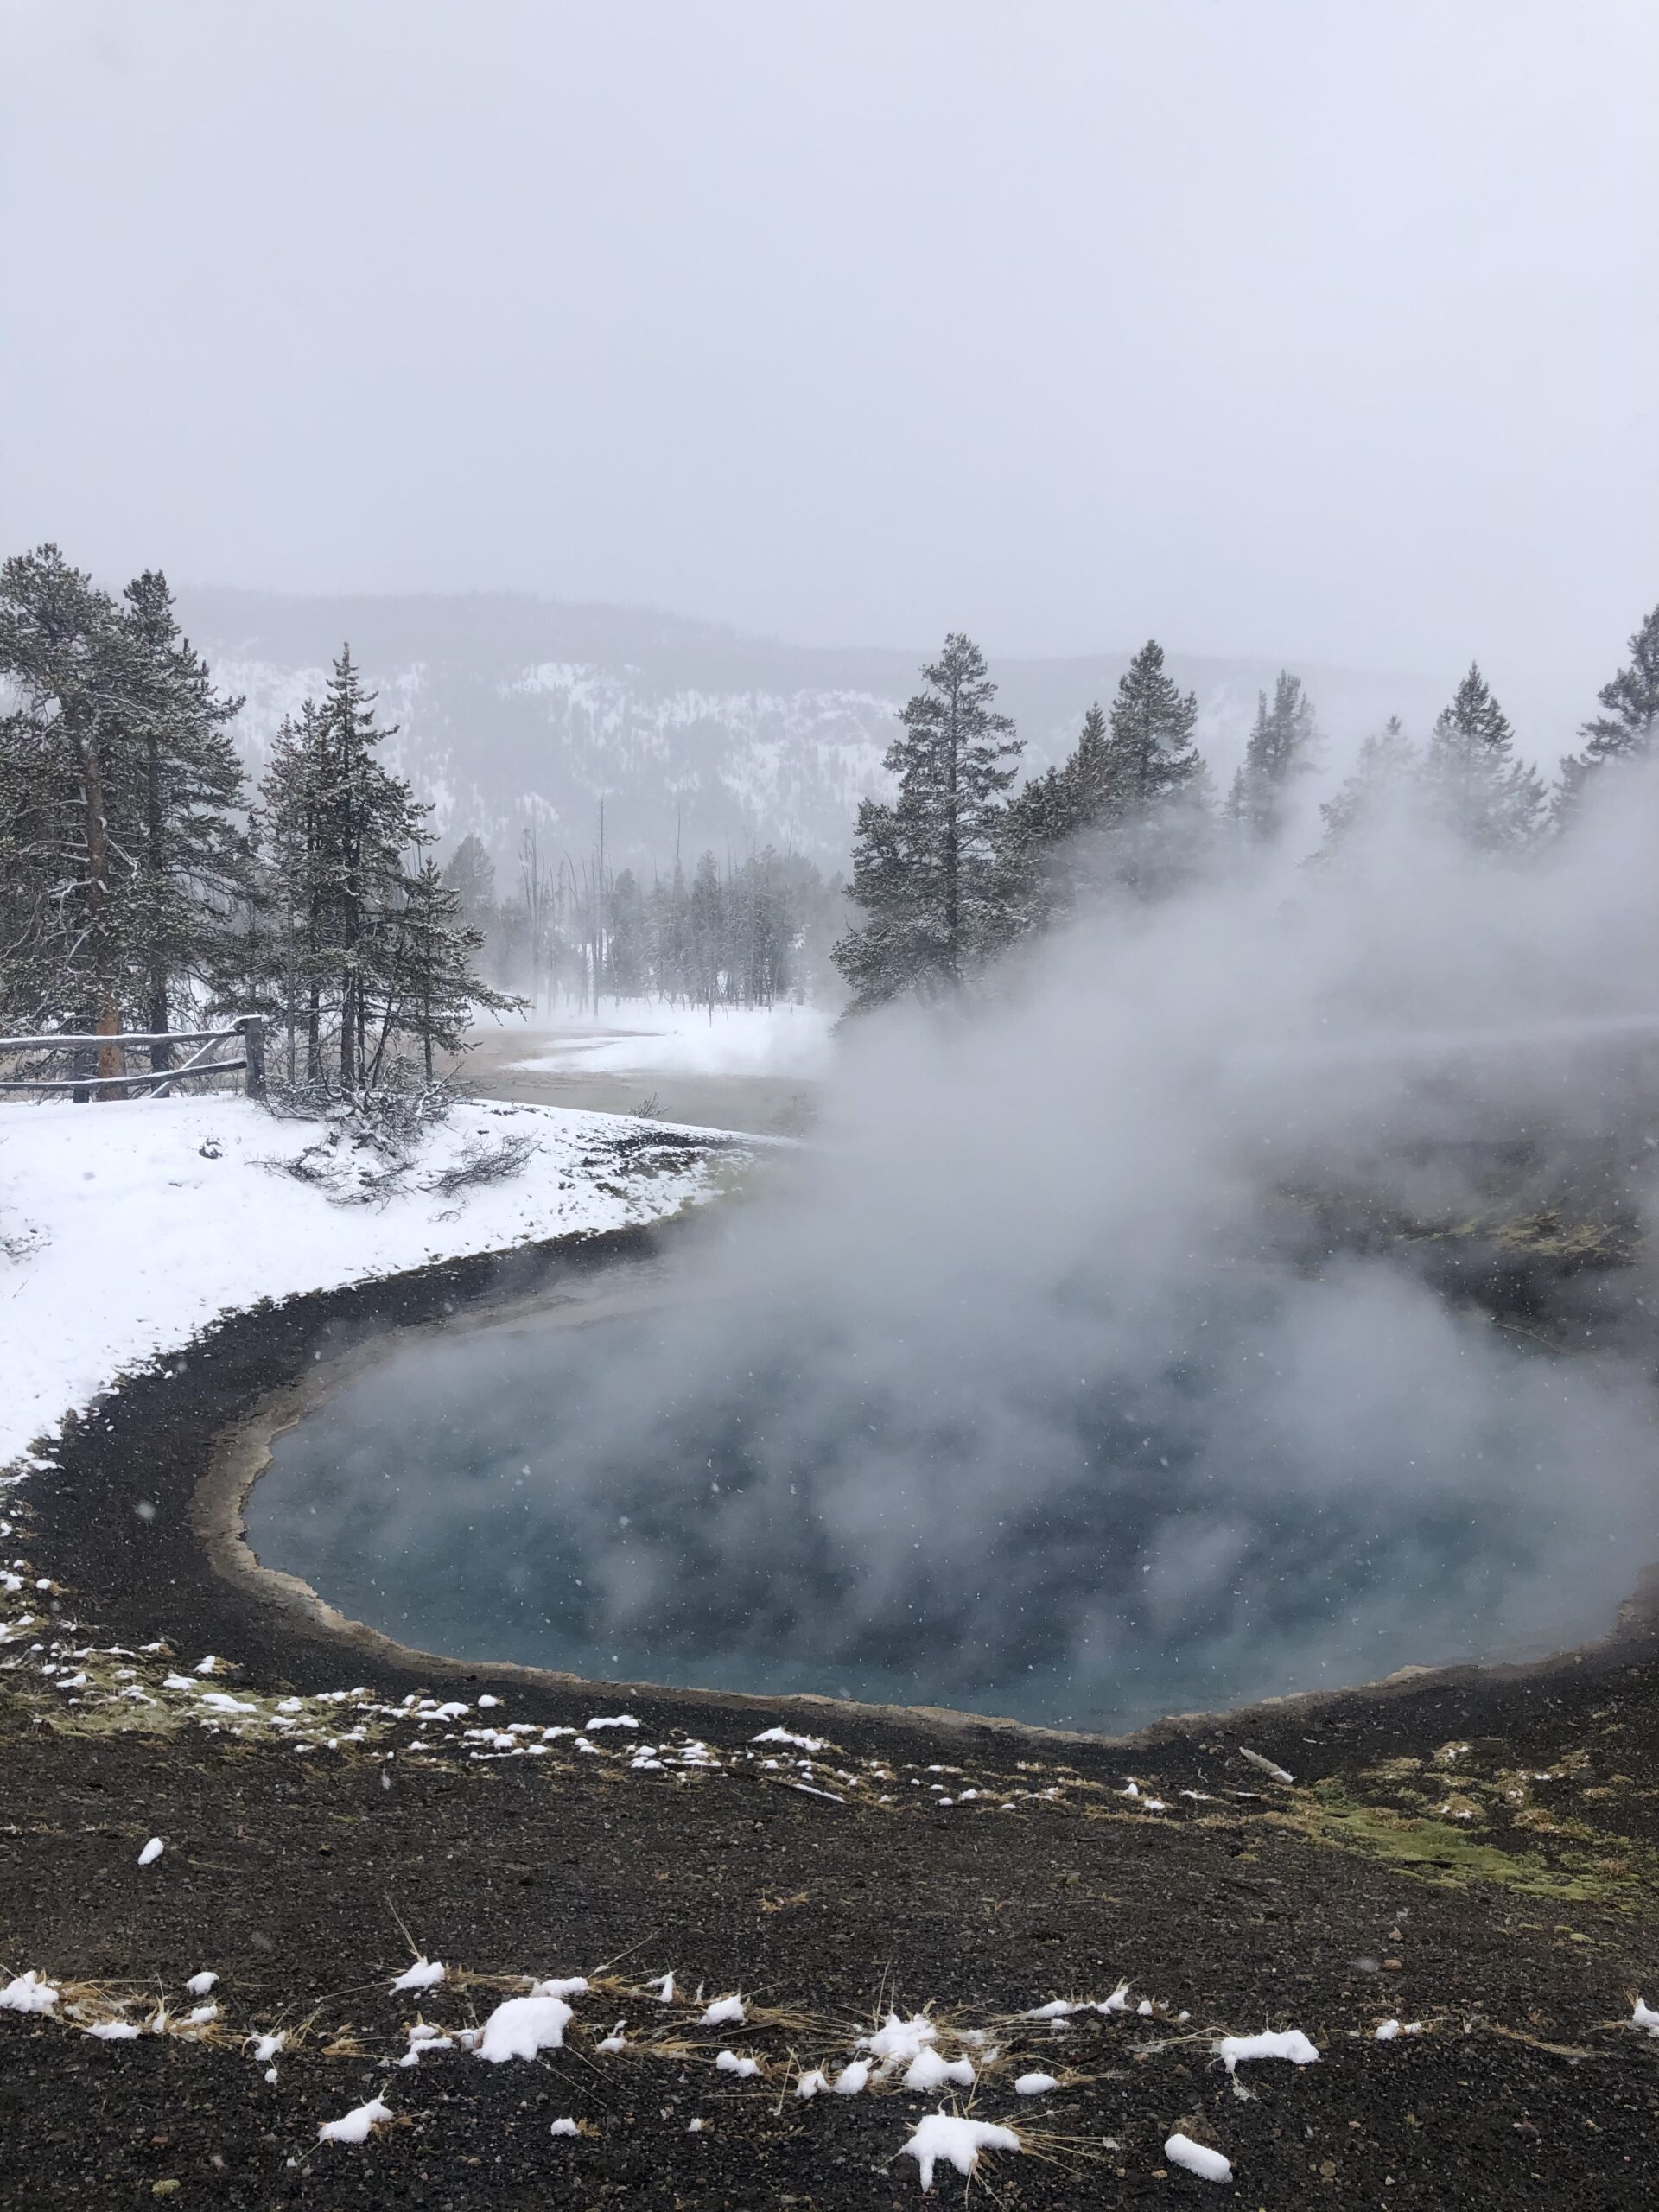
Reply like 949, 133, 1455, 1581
205, 652, 897, 873
182, 588, 1445, 874
0, 1095, 742, 1471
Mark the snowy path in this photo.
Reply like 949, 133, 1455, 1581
0, 1095, 743, 1471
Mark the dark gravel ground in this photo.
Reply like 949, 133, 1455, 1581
5, 1225, 1659, 2209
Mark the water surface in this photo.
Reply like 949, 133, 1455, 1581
247, 1268, 1650, 1732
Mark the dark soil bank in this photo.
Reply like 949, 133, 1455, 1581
5, 1225, 1659, 2209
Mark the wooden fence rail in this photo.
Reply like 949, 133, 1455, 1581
0, 1018, 265, 1101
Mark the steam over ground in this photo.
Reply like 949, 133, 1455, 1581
261, 771, 1659, 1728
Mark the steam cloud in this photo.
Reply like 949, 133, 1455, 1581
260, 770, 1659, 1730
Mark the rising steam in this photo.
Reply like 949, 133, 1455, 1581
259, 766, 1659, 1729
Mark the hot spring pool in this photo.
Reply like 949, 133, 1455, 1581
245, 1268, 1653, 1735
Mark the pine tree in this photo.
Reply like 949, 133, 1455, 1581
1103, 641, 1201, 809
1421, 664, 1545, 853
316, 648, 427, 1084
257, 648, 426, 1085
0, 546, 142, 1071
1094, 639, 1206, 895
443, 832, 498, 938
1555, 602, 1659, 817
119, 570, 250, 1065
834, 632, 1022, 1010
1225, 671, 1319, 847
1580, 601, 1659, 766
606, 866, 649, 1000
389, 842, 523, 1080
1001, 702, 1115, 930
687, 849, 723, 1011
1314, 717, 1417, 858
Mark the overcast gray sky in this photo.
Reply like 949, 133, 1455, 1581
1, 0, 1654, 730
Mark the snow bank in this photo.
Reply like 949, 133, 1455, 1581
0, 1094, 741, 1469
512, 1001, 832, 1081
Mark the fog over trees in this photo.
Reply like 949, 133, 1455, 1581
831, 602, 1659, 1013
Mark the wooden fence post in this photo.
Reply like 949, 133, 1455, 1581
240, 1016, 266, 1098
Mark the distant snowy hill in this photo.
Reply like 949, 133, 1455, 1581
177, 588, 1447, 873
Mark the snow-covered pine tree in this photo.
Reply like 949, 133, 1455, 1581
1421, 663, 1545, 854
1314, 716, 1417, 859
1001, 701, 1116, 931
257, 649, 426, 1085
388, 841, 524, 1080
0, 546, 143, 1070
316, 648, 427, 1084
257, 701, 333, 1081
1, 550, 253, 1074
1225, 671, 1319, 847
1095, 639, 1207, 895
834, 632, 1022, 1010
119, 570, 250, 1067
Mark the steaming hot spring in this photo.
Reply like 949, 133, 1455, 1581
246, 1233, 1654, 1733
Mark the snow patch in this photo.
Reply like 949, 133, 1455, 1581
476, 1994, 572, 2063
0, 1972, 59, 2015
318, 2097, 393, 2145
390, 1959, 445, 1992
1216, 2029, 1319, 2070
899, 2115, 1020, 2192
1166, 2133, 1233, 2183
902, 2047, 974, 2093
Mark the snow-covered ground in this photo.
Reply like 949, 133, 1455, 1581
512, 1000, 833, 1081
0, 1094, 740, 1470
